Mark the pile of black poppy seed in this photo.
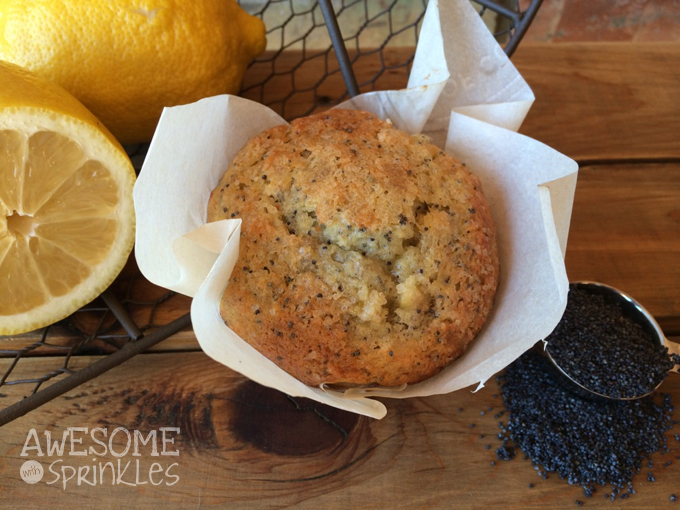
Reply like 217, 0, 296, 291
495, 350, 677, 499
545, 286, 679, 399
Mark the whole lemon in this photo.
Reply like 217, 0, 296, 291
0, 0, 266, 144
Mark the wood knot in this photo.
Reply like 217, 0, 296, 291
229, 380, 359, 456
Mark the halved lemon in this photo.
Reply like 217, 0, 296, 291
0, 61, 135, 335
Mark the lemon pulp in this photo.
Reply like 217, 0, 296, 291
0, 129, 123, 317
0, 60, 135, 335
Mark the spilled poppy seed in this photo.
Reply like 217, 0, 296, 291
496, 350, 675, 497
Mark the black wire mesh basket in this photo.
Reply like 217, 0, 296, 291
0, 0, 542, 426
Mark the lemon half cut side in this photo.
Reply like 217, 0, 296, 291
0, 61, 135, 335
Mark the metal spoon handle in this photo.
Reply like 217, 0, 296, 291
667, 339, 680, 374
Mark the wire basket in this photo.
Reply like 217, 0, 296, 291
0, 0, 542, 426
238, 0, 540, 119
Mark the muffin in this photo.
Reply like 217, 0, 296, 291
207, 109, 499, 387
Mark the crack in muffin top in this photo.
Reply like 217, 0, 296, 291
207, 109, 499, 387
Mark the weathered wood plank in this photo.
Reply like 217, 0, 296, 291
565, 162, 680, 334
0, 351, 678, 508
516, 42, 680, 161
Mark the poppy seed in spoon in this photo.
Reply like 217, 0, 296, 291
546, 286, 675, 399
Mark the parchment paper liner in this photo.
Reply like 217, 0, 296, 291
134, 0, 578, 419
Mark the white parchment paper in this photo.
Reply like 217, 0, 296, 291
134, 0, 578, 418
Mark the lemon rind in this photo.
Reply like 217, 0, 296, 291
0, 108, 136, 336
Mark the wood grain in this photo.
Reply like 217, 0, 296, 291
565, 162, 680, 334
0, 351, 678, 508
516, 42, 680, 161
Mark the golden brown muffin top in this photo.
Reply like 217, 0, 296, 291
208, 109, 499, 387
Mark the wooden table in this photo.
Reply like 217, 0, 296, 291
1, 42, 679, 508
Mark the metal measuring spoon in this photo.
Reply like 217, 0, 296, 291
543, 281, 680, 402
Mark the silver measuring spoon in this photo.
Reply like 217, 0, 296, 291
544, 281, 679, 402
